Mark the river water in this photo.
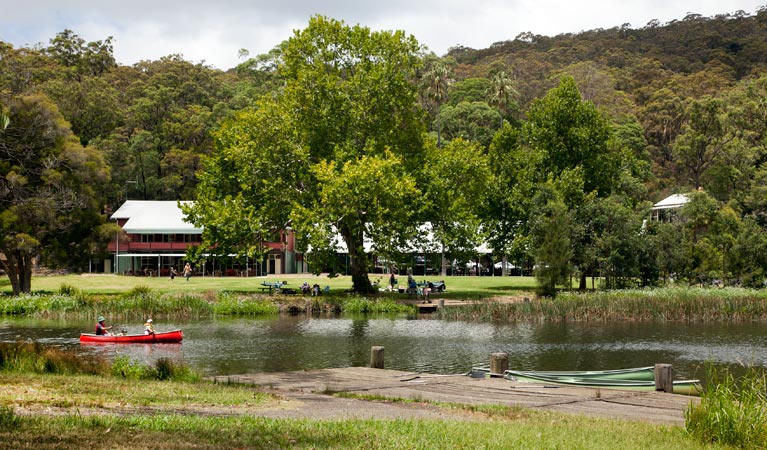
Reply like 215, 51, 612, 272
2, 315, 766, 381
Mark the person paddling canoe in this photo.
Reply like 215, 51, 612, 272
95, 316, 112, 336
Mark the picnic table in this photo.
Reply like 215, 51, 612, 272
260, 281, 284, 293
417, 281, 446, 292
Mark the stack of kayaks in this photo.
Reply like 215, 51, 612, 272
470, 366, 700, 395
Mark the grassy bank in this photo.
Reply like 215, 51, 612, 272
4, 276, 767, 322
0, 285, 415, 319
0, 341, 737, 449
0, 355, 707, 449
0, 410, 714, 450
438, 287, 767, 322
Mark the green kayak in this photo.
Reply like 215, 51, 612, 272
509, 366, 656, 382
470, 366, 700, 395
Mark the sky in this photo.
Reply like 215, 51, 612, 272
1, 0, 765, 71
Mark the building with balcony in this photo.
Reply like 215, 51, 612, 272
107, 201, 305, 276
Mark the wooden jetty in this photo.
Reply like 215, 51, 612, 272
211, 366, 699, 425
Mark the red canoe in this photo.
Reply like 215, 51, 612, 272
79, 329, 183, 344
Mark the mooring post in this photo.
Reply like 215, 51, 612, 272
370, 346, 385, 369
655, 363, 674, 393
438, 299, 445, 308
490, 352, 509, 376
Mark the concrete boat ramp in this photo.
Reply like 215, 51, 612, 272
211, 367, 699, 425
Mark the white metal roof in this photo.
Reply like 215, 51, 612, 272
651, 194, 690, 210
111, 201, 202, 234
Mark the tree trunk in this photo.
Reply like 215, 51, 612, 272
579, 272, 587, 290
341, 225, 373, 294
1, 249, 33, 295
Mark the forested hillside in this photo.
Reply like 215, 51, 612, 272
2, 7, 767, 293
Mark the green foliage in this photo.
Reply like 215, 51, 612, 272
440, 287, 767, 322
189, 16, 430, 294
341, 297, 414, 314
0, 341, 109, 375
525, 75, 617, 196
686, 365, 767, 449
0, 406, 20, 430
438, 101, 499, 147
531, 193, 574, 298
58, 283, 79, 297
0, 93, 110, 294
0, 293, 80, 316
154, 357, 200, 382
111, 355, 152, 379
447, 77, 491, 106
111, 355, 199, 382
213, 292, 279, 315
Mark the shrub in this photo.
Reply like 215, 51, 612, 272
59, 283, 80, 297
111, 354, 200, 382
111, 354, 154, 379
155, 357, 200, 382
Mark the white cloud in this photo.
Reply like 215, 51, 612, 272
0, 0, 763, 70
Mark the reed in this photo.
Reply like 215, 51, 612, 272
685, 365, 767, 449
439, 288, 767, 322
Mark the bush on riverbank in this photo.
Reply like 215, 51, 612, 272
686, 365, 767, 449
0, 288, 416, 319
439, 287, 767, 322
111, 355, 200, 382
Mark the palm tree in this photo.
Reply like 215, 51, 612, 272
488, 71, 518, 128
425, 64, 450, 147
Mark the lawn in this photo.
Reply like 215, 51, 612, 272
0, 272, 538, 298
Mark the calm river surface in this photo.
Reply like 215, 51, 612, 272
2, 315, 766, 381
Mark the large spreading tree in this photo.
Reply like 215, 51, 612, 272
185, 16, 428, 293
0, 94, 110, 294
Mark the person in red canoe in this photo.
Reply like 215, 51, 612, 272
95, 316, 112, 336
144, 318, 155, 335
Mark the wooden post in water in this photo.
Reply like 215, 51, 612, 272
370, 346, 385, 369
655, 363, 673, 393
490, 352, 509, 376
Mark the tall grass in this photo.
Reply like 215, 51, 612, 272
0, 341, 199, 382
0, 289, 417, 318
685, 365, 767, 449
439, 287, 767, 322
0, 341, 109, 375
342, 297, 415, 314
213, 292, 280, 315
111, 355, 200, 382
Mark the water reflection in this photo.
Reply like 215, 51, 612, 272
2, 316, 766, 381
